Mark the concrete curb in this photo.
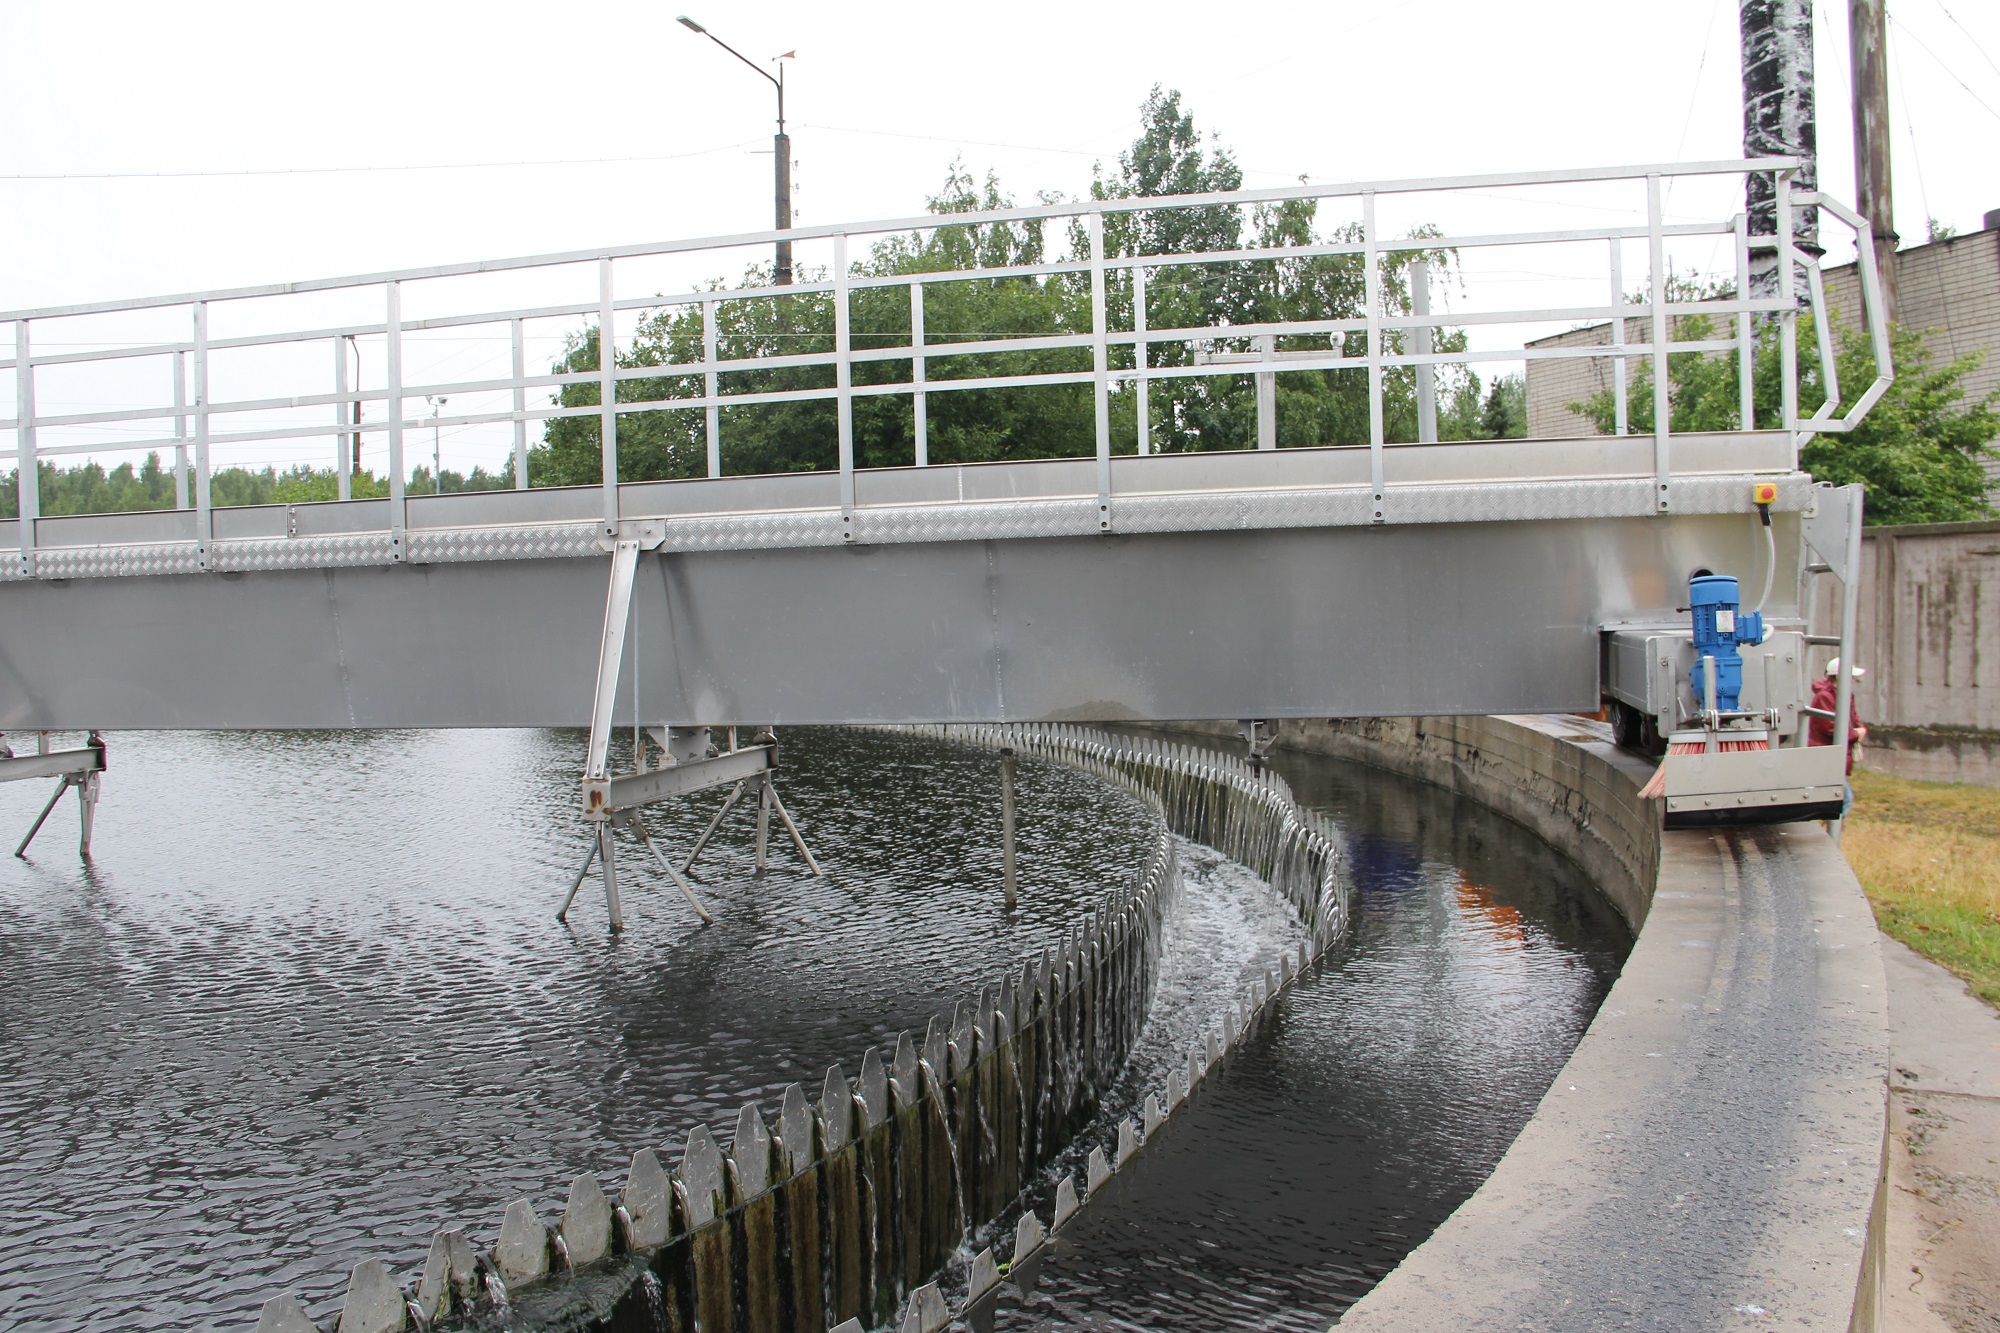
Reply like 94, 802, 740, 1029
1231, 716, 1890, 1331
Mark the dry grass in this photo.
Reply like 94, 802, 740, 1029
1844, 770, 2000, 1007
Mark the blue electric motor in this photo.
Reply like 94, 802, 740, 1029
1687, 574, 1764, 712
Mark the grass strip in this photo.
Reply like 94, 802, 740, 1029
1844, 769, 2000, 1008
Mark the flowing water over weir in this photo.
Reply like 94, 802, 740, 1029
251, 726, 1347, 1333
0, 726, 1629, 1333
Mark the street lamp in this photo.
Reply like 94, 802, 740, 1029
426, 395, 448, 495
677, 15, 793, 285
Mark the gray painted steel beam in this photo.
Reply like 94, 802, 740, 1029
0, 512, 1799, 730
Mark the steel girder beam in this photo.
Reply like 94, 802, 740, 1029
0, 511, 1800, 730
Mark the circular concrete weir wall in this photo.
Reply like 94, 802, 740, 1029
1280, 716, 1892, 1332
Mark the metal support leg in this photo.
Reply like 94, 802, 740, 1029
1001, 748, 1018, 908
621, 813, 715, 924
15, 778, 68, 858
754, 777, 772, 879
683, 780, 746, 874
558, 837, 600, 921
766, 783, 823, 877
76, 770, 100, 859
598, 823, 625, 933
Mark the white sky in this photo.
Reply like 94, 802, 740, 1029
4, 0, 1997, 476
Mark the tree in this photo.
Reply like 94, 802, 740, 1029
531, 163, 1095, 485
533, 87, 1479, 483
0, 454, 514, 519
1570, 287, 1998, 525
1481, 374, 1526, 439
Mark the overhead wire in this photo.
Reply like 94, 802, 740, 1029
1887, 12, 2000, 123
0, 143, 759, 183
1926, 0, 2000, 81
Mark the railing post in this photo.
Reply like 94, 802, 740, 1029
1410, 259, 1436, 445
1362, 191, 1384, 523
332, 337, 352, 502
193, 302, 213, 565
1608, 241, 1629, 436
1088, 213, 1110, 531
385, 282, 406, 557
598, 258, 618, 536
1646, 173, 1670, 513
1832, 483, 1864, 753
1734, 213, 1755, 430
172, 349, 190, 509
1133, 263, 1150, 456
702, 298, 721, 479
511, 317, 528, 490
13, 320, 36, 577
834, 234, 854, 539
910, 282, 928, 467
1777, 171, 1799, 435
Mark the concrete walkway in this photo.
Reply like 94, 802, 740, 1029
1880, 937, 2000, 1332
1340, 821, 1888, 1330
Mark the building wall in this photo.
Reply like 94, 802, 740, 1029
1525, 316, 1662, 439
1823, 228, 2000, 430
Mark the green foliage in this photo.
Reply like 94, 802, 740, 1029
1798, 326, 1999, 525
1481, 374, 1527, 439
1569, 282, 1999, 525
2, 453, 510, 519
533, 87, 1515, 486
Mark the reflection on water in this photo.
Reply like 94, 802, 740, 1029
0, 728, 1162, 1332
994, 741, 1631, 1332
0, 728, 1629, 1333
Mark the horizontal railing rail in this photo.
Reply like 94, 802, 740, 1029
4, 157, 1892, 579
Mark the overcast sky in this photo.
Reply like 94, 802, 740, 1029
4, 0, 1997, 474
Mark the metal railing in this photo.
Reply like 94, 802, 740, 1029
2, 158, 1891, 577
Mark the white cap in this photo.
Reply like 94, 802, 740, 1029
1826, 657, 1867, 678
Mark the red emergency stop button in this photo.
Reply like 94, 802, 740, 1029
1752, 482, 1778, 505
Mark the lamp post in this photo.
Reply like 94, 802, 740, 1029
677, 15, 792, 285
426, 395, 447, 494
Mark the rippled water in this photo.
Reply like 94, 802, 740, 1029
991, 739, 1632, 1331
0, 727, 1629, 1333
0, 728, 1163, 1331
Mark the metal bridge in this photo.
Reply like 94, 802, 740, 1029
2, 157, 1888, 734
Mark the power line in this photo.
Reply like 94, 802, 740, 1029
1927, 0, 2000, 82
0, 143, 758, 183
1888, 12, 2000, 124
804, 123, 1103, 161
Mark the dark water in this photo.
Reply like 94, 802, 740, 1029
0, 727, 1628, 1333
0, 728, 1162, 1331
992, 741, 1632, 1331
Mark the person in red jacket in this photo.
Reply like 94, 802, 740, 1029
1810, 658, 1868, 815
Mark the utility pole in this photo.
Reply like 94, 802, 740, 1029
678, 16, 793, 285
426, 395, 447, 494
1740, 0, 1821, 299
346, 335, 363, 482
1849, 0, 1899, 322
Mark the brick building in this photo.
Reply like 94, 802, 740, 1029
1523, 216, 2000, 491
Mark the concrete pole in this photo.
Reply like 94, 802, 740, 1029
1411, 260, 1437, 444
1000, 748, 1017, 908
1849, 0, 1899, 323
1254, 336, 1277, 451
774, 130, 793, 286
1741, 0, 1821, 298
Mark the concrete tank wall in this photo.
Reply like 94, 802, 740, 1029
1235, 715, 1890, 1332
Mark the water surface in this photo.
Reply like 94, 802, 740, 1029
993, 740, 1631, 1331
0, 728, 1160, 1330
